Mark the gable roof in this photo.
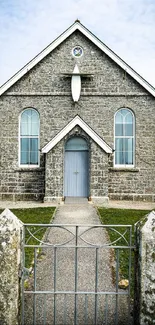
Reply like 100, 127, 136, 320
0, 20, 155, 96
42, 115, 112, 153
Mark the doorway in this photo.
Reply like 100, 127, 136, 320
64, 137, 89, 197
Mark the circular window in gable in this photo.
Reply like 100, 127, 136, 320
72, 46, 83, 58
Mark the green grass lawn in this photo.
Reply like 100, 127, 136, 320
0, 207, 56, 268
98, 207, 150, 295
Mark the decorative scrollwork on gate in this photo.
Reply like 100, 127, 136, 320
24, 224, 132, 247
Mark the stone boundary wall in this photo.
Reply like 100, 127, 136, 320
0, 209, 23, 325
135, 211, 155, 325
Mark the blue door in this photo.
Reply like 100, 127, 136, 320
64, 137, 89, 197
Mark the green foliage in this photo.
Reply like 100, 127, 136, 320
98, 207, 150, 295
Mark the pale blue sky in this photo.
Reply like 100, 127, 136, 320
0, 0, 155, 86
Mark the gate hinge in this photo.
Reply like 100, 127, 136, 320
18, 267, 22, 279
18, 267, 30, 279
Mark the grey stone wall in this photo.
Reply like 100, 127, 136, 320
90, 141, 109, 202
0, 208, 23, 325
135, 211, 155, 325
0, 30, 155, 201
44, 140, 64, 202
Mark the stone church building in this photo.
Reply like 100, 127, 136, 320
0, 21, 155, 203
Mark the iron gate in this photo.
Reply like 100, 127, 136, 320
21, 224, 135, 325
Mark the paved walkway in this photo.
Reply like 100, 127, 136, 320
0, 199, 154, 210
24, 203, 131, 325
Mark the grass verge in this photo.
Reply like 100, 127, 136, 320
0, 207, 56, 268
98, 207, 150, 295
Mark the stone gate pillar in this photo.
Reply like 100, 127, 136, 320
135, 211, 155, 325
0, 208, 23, 325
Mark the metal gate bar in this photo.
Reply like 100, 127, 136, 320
22, 224, 135, 325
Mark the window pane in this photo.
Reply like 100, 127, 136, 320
125, 112, 133, 123
21, 138, 29, 151
26, 110, 33, 118
21, 122, 28, 136
115, 112, 123, 123
30, 151, 38, 164
115, 138, 123, 151
21, 151, 29, 164
115, 138, 124, 164
125, 151, 133, 164
31, 122, 39, 136
21, 109, 39, 136
20, 109, 39, 165
30, 138, 38, 151
121, 109, 128, 117
20, 138, 38, 164
115, 109, 134, 166
115, 138, 134, 165
27, 121, 39, 136
125, 138, 133, 152
65, 137, 88, 151
124, 138, 133, 164
21, 111, 29, 122
125, 124, 133, 136
115, 151, 124, 164
115, 124, 123, 136
31, 110, 39, 122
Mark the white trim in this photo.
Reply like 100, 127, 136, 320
19, 163, 40, 168
114, 108, 135, 167
71, 64, 81, 102
0, 21, 155, 96
114, 164, 134, 168
42, 115, 112, 153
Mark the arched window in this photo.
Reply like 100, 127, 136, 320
20, 108, 39, 166
65, 137, 88, 151
115, 108, 135, 166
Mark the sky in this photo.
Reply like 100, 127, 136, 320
0, 0, 155, 87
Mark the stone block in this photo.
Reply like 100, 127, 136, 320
135, 211, 155, 325
0, 209, 23, 325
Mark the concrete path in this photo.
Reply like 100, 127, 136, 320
0, 199, 155, 210
24, 202, 131, 325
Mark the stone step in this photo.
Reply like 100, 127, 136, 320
65, 197, 88, 204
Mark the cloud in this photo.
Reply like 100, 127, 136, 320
0, 0, 155, 86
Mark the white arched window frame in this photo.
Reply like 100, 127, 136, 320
19, 108, 40, 167
114, 108, 135, 167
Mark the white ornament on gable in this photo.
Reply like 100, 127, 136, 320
71, 64, 81, 102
